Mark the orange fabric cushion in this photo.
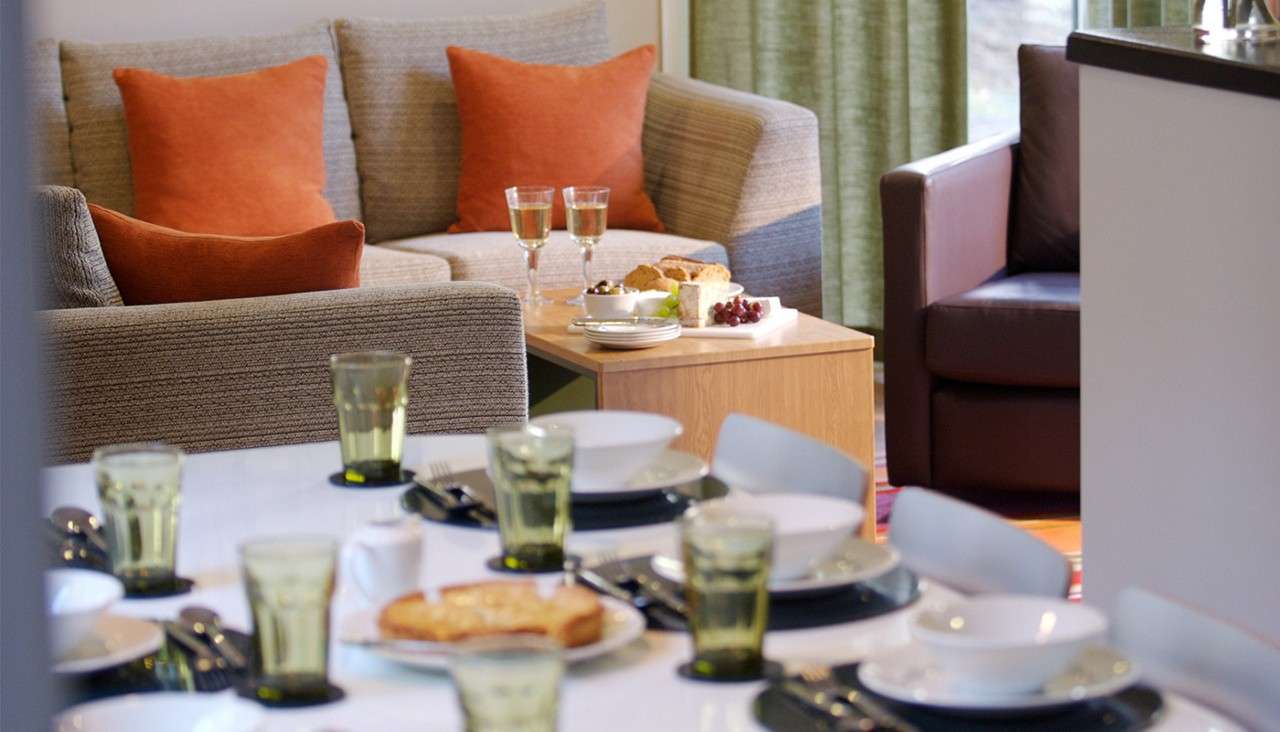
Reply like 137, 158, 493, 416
445, 45, 663, 233
113, 56, 335, 236
89, 204, 363, 305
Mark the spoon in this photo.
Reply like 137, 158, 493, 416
49, 506, 109, 554
179, 606, 248, 670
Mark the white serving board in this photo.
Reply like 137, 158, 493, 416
567, 308, 798, 340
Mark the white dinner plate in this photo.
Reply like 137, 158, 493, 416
650, 535, 900, 598
857, 643, 1140, 712
54, 691, 264, 732
340, 595, 646, 670
724, 282, 745, 298
583, 322, 680, 336
574, 449, 709, 503
54, 615, 164, 674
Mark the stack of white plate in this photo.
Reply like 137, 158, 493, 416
583, 321, 680, 350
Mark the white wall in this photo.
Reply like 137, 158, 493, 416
1081, 65, 1280, 640
31, 0, 662, 64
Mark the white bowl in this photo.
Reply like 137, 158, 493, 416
45, 568, 124, 660
910, 595, 1109, 696
530, 410, 682, 493
693, 494, 863, 580
54, 692, 264, 732
583, 290, 639, 319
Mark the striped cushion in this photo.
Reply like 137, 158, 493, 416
359, 245, 451, 288
60, 22, 361, 221
29, 39, 74, 187
380, 229, 727, 293
334, 1, 610, 243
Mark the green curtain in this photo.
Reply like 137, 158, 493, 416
692, 0, 966, 330
1082, 0, 1195, 27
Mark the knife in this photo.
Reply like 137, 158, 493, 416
574, 567, 686, 631
631, 571, 689, 617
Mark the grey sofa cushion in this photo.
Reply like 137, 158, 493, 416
29, 40, 74, 187
335, 1, 610, 243
60, 23, 361, 222
359, 245, 451, 288
34, 185, 123, 309
381, 229, 727, 293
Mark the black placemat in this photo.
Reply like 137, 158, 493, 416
329, 468, 415, 489
589, 556, 920, 633
403, 470, 729, 532
754, 663, 1163, 731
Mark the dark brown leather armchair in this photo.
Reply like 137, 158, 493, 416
880, 45, 1079, 497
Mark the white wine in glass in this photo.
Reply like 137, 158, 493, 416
505, 186, 555, 307
563, 186, 610, 305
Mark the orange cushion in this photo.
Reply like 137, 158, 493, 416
89, 204, 363, 305
445, 45, 663, 233
113, 56, 335, 236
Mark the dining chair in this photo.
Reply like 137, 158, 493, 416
887, 487, 1071, 597
1113, 587, 1280, 731
710, 413, 868, 504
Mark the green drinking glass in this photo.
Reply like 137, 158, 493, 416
451, 635, 564, 732
680, 505, 775, 680
93, 442, 185, 594
240, 536, 337, 704
486, 424, 574, 572
330, 351, 412, 484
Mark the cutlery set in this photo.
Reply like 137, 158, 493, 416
404, 462, 497, 526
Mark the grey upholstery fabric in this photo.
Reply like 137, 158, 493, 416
643, 73, 823, 316
359, 245, 451, 287
381, 230, 727, 294
334, 1, 610, 243
29, 40, 75, 187
43, 282, 527, 463
60, 23, 361, 221
33, 185, 122, 308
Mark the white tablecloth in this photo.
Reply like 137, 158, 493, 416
42, 435, 1243, 731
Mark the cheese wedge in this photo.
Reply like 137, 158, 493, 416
677, 281, 728, 327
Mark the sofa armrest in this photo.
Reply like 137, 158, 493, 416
643, 74, 823, 315
43, 282, 528, 463
880, 132, 1018, 487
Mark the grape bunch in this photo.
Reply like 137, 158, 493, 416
713, 297, 763, 327
655, 285, 681, 319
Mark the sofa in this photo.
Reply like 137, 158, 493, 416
879, 45, 1079, 498
31, 1, 823, 463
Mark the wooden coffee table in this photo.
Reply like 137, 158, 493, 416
524, 289, 877, 538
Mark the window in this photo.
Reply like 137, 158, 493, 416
967, 0, 1077, 141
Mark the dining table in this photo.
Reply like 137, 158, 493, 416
42, 435, 1245, 731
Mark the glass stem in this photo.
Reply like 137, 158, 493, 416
525, 248, 541, 306
580, 245, 593, 292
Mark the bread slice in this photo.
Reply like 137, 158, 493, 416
657, 256, 732, 284
377, 580, 604, 648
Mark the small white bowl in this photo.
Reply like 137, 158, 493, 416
54, 692, 264, 732
583, 290, 639, 319
693, 494, 863, 580
911, 595, 1109, 696
46, 568, 125, 660
530, 410, 682, 493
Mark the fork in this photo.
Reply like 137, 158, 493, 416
425, 462, 497, 526
795, 665, 915, 732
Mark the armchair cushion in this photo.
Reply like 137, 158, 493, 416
59, 22, 361, 221
1011, 45, 1079, 274
29, 39, 74, 187
334, 1, 610, 243
926, 272, 1079, 388
381, 229, 725, 293
34, 185, 122, 309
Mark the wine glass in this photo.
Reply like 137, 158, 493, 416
505, 186, 554, 308
563, 186, 610, 305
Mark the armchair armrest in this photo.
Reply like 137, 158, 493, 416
643, 74, 823, 315
879, 131, 1018, 487
42, 282, 528, 463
